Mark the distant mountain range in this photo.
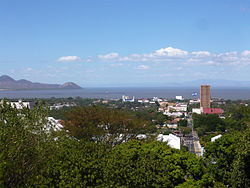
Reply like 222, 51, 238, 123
0, 75, 82, 90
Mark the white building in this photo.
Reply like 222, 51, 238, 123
46, 117, 64, 132
138, 98, 149, 103
164, 111, 185, 117
176, 96, 183, 100
192, 108, 202, 114
189, 99, 200, 104
50, 103, 76, 110
211, 134, 222, 142
152, 97, 163, 102
166, 124, 178, 129
122, 95, 135, 102
157, 134, 181, 149
168, 104, 187, 112
0, 100, 34, 110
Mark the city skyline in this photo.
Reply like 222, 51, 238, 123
1, 0, 250, 87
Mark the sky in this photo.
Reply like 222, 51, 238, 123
0, 0, 250, 87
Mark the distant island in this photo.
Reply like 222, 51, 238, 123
0, 75, 82, 90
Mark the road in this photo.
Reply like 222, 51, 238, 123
184, 117, 202, 156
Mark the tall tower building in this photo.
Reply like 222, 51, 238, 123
200, 85, 211, 108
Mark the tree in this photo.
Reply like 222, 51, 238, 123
63, 106, 154, 144
204, 133, 237, 186
192, 113, 226, 135
231, 127, 250, 187
0, 100, 53, 186
178, 119, 187, 127
102, 140, 206, 187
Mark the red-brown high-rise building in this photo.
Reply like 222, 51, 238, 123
200, 85, 211, 108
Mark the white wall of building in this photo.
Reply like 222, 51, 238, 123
157, 134, 180, 149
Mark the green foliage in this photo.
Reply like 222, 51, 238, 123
231, 127, 250, 187
178, 126, 192, 135
103, 140, 205, 187
0, 100, 51, 186
192, 113, 225, 136
204, 133, 237, 186
153, 112, 169, 125
64, 105, 155, 144
204, 129, 250, 187
177, 119, 187, 127
0, 100, 249, 187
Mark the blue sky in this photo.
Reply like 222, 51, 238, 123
1, 0, 250, 87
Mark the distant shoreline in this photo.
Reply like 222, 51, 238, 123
0, 87, 249, 100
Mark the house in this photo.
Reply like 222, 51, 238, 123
172, 118, 182, 124
157, 134, 181, 149
159, 102, 168, 107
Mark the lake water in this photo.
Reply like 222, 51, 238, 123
0, 87, 249, 100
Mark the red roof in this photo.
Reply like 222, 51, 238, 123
203, 108, 223, 115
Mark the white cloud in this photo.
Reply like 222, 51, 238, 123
57, 56, 80, 62
26, 67, 32, 71
98, 52, 119, 60
95, 47, 189, 63
241, 50, 250, 57
89, 47, 250, 67
110, 63, 123, 67
214, 52, 238, 62
191, 51, 211, 57
154, 47, 188, 57
136, 65, 149, 70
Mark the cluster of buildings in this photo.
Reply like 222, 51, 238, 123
158, 102, 188, 117
122, 95, 165, 104
0, 100, 35, 110
50, 102, 76, 110
1, 84, 226, 152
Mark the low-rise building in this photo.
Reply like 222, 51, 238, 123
1, 100, 35, 110
166, 124, 178, 129
189, 99, 200, 104
192, 108, 202, 114
192, 107, 223, 115
164, 111, 186, 117
159, 102, 168, 107
203, 108, 223, 115
157, 134, 181, 149
50, 102, 76, 110
170, 104, 187, 112
46, 117, 64, 132
138, 98, 149, 103
152, 97, 162, 102
176, 96, 183, 100
122, 95, 135, 102
211, 134, 222, 142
